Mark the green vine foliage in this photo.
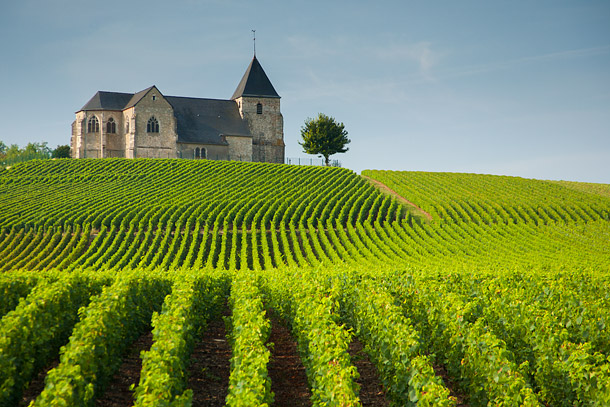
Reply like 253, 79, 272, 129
0, 160, 608, 405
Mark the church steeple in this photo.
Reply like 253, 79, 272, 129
231, 56, 280, 100
231, 54, 283, 164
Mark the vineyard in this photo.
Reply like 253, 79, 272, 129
1, 158, 609, 406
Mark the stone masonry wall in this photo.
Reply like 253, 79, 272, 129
133, 88, 177, 159
73, 110, 126, 158
101, 111, 124, 158
226, 135, 252, 162
237, 97, 284, 163
123, 107, 136, 158
176, 143, 228, 160
72, 112, 85, 158
75, 111, 102, 158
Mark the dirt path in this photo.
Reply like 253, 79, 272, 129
268, 316, 312, 406
95, 331, 153, 407
20, 360, 60, 406
433, 364, 469, 406
361, 175, 433, 221
187, 309, 232, 406
348, 337, 390, 406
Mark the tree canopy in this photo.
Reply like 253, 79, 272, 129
1, 141, 71, 165
52, 145, 71, 159
299, 113, 350, 166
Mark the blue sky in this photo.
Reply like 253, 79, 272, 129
1, 0, 609, 182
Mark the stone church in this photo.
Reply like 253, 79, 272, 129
71, 56, 284, 163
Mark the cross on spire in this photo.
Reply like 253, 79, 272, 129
252, 29, 256, 56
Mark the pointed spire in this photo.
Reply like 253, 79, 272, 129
232, 56, 280, 99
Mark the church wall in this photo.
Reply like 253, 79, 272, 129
133, 89, 178, 158
135, 146, 176, 159
177, 143, 228, 160
101, 112, 124, 158
72, 111, 128, 158
226, 136, 252, 162
105, 135, 124, 157
254, 143, 285, 164
237, 97, 284, 163
123, 108, 136, 158
72, 112, 85, 158
71, 120, 77, 158
78, 111, 102, 158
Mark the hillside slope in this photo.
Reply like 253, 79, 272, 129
0, 159, 401, 229
1, 160, 609, 406
362, 170, 610, 224
551, 179, 610, 199
0, 160, 608, 272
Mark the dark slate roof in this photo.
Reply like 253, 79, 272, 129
78, 85, 253, 145
231, 56, 280, 99
125, 86, 155, 108
78, 86, 155, 112
79, 91, 134, 111
166, 96, 251, 145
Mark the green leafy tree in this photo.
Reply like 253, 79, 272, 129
4, 144, 21, 162
24, 142, 52, 157
300, 113, 350, 166
0, 141, 6, 164
0, 141, 54, 165
52, 145, 71, 159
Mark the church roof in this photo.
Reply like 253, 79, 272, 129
78, 86, 251, 146
231, 56, 280, 99
125, 86, 155, 109
79, 91, 134, 111
166, 96, 251, 145
78, 86, 157, 112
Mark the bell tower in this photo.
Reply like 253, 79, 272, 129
232, 55, 284, 163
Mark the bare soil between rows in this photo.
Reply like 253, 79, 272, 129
268, 315, 312, 406
20, 308, 420, 407
348, 337, 390, 406
187, 310, 232, 406
95, 331, 153, 406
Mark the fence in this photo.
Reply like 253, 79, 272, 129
2, 152, 341, 168
285, 157, 341, 167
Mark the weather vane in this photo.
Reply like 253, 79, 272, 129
252, 29, 256, 56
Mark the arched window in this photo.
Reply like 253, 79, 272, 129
125, 121, 130, 133
194, 147, 207, 159
106, 117, 116, 134
87, 116, 99, 133
147, 116, 159, 133
256, 103, 263, 115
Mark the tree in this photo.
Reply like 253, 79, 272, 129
0, 140, 54, 165
299, 113, 350, 166
52, 145, 71, 158
4, 144, 21, 162
24, 141, 52, 156
0, 141, 6, 165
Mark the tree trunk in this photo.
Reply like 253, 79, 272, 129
324, 155, 330, 166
